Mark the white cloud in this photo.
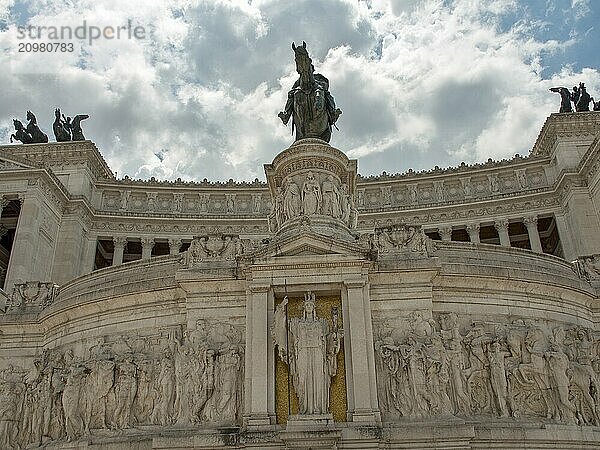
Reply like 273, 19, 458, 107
0, 0, 598, 181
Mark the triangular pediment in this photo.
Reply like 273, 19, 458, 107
0, 151, 37, 171
250, 230, 369, 260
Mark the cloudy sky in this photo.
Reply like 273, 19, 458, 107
0, 0, 598, 181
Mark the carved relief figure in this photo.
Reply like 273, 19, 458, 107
62, 364, 87, 441
409, 185, 418, 204
0, 372, 24, 449
226, 194, 235, 213
119, 190, 130, 210
252, 194, 262, 213
321, 175, 341, 217
487, 340, 510, 417
113, 356, 137, 429
283, 178, 301, 220
489, 174, 500, 193
199, 193, 210, 213
173, 193, 184, 212
301, 171, 322, 216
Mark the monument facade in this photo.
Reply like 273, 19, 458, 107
1, 46, 600, 449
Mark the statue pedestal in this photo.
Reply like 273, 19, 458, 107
264, 138, 358, 242
286, 413, 335, 428
280, 414, 341, 450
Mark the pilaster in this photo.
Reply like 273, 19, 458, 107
244, 283, 273, 426
343, 278, 380, 425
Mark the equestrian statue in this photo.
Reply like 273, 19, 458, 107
278, 41, 342, 143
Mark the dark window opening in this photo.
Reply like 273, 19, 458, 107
539, 216, 562, 257
124, 241, 142, 262
508, 221, 530, 250
425, 231, 441, 241
480, 225, 500, 245
451, 228, 470, 242
94, 239, 113, 271
153, 240, 170, 257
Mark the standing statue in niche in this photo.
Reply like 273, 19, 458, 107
278, 41, 342, 142
273, 291, 343, 415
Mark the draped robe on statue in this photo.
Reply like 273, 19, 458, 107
289, 316, 331, 414
273, 294, 341, 416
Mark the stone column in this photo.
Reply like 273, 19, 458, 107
141, 237, 155, 260
168, 238, 182, 255
523, 216, 543, 253
0, 196, 9, 219
244, 284, 272, 426
112, 236, 127, 265
439, 226, 453, 242
494, 219, 511, 247
466, 223, 480, 243
343, 279, 380, 424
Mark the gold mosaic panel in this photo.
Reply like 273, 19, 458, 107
274, 294, 347, 424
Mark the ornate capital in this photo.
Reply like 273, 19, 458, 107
523, 215, 538, 228
438, 226, 453, 241
494, 219, 509, 232
113, 236, 128, 248
168, 238, 182, 249
0, 195, 10, 209
466, 223, 480, 233
141, 237, 155, 249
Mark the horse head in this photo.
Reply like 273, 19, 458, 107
26, 110, 35, 123
13, 119, 24, 130
292, 41, 312, 80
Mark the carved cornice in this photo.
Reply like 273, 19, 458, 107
1, 140, 114, 180
531, 111, 600, 156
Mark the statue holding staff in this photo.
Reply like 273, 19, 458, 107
273, 291, 343, 415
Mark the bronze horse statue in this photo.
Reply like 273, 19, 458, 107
279, 42, 341, 143
10, 111, 48, 144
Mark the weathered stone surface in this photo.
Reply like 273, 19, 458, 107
1, 113, 600, 448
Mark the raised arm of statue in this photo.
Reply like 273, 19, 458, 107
273, 296, 289, 360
